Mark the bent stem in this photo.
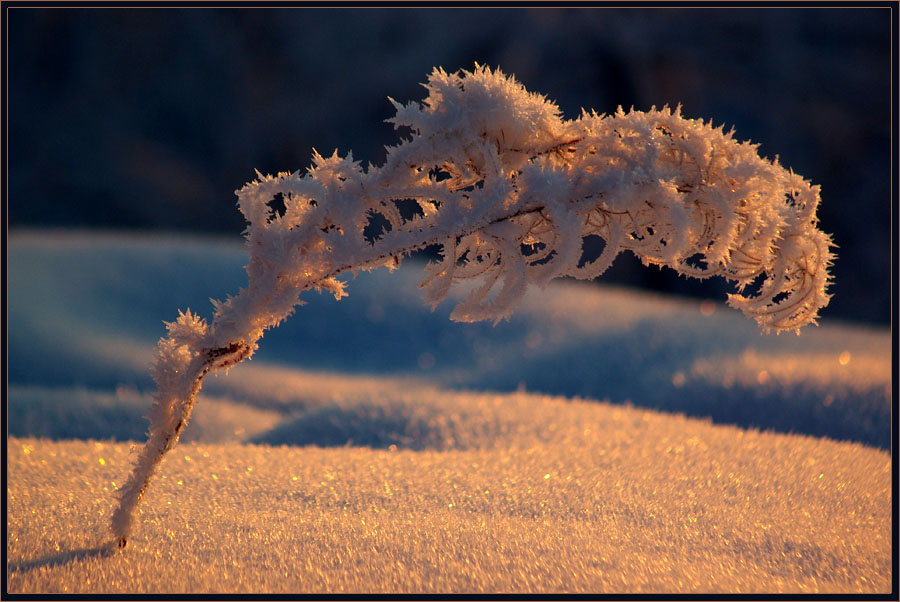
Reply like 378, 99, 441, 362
109, 66, 833, 546
109, 342, 251, 547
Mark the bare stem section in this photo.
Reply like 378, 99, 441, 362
110, 65, 834, 545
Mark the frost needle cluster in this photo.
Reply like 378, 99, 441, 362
110, 65, 833, 546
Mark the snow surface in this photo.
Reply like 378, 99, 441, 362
6, 230, 894, 593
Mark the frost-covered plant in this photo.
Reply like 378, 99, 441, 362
110, 65, 833, 547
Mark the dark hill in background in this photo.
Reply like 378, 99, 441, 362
6, 7, 892, 325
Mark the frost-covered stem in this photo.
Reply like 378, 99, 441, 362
110, 341, 251, 546
111, 65, 834, 546
109, 367, 202, 546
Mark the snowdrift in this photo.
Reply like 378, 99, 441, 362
6, 230, 893, 593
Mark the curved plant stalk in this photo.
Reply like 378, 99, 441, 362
111, 65, 833, 546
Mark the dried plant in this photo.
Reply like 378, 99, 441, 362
111, 65, 833, 546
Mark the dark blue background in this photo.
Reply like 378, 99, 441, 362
6, 7, 893, 324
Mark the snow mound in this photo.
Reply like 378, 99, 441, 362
8, 412, 891, 593
8, 230, 892, 449
251, 389, 607, 451
5, 230, 893, 594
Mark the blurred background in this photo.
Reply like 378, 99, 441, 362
7, 6, 893, 325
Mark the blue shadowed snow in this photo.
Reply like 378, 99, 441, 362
8, 229, 892, 449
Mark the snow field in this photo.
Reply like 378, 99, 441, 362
7, 393, 891, 593
6, 230, 894, 593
